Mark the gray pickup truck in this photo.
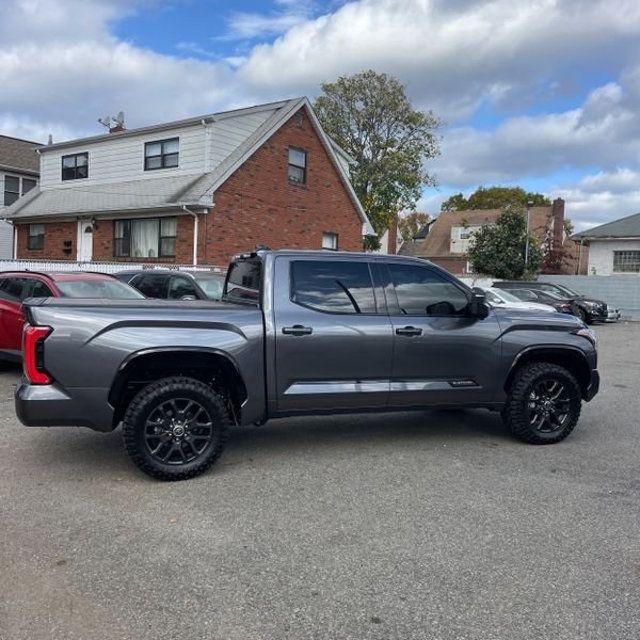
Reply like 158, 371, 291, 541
16, 250, 599, 480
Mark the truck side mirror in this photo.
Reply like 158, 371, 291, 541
469, 290, 489, 319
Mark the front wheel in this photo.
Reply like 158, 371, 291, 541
503, 363, 582, 444
122, 376, 230, 480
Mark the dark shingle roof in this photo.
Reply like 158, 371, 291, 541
573, 212, 640, 239
0, 135, 41, 174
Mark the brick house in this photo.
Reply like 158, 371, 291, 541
3, 98, 373, 265
399, 198, 587, 275
0, 135, 40, 258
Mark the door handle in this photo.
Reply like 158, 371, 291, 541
282, 325, 313, 336
395, 326, 422, 337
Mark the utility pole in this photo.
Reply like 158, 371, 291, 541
524, 200, 534, 270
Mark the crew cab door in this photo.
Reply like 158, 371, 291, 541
383, 261, 502, 406
272, 256, 393, 412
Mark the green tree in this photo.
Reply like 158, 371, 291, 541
398, 211, 431, 240
441, 186, 550, 212
314, 70, 442, 249
467, 205, 542, 279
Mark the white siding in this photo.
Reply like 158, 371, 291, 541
450, 224, 484, 254
0, 221, 13, 259
39, 124, 206, 190
587, 239, 640, 275
208, 110, 276, 169
1, 170, 38, 258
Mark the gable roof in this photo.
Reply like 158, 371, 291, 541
398, 206, 553, 258
0, 135, 41, 174
3, 98, 373, 233
572, 212, 640, 240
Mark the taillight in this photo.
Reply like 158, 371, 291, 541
23, 325, 53, 385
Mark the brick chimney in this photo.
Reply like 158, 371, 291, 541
552, 198, 565, 249
387, 215, 398, 254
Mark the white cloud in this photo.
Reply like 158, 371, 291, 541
0, 0, 238, 139
2, 0, 640, 231
431, 69, 640, 187
240, 0, 640, 117
554, 169, 640, 231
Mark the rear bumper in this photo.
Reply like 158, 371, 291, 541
15, 380, 115, 432
584, 369, 600, 402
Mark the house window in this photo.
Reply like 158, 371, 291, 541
28, 224, 45, 250
3, 176, 38, 206
3, 176, 20, 206
613, 250, 640, 273
114, 217, 177, 258
288, 147, 307, 183
322, 231, 338, 251
62, 152, 88, 181
22, 178, 36, 195
144, 138, 179, 171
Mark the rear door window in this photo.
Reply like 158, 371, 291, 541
290, 260, 377, 314
133, 274, 168, 298
0, 277, 31, 301
29, 280, 54, 298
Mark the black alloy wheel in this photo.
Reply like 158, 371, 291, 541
526, 378, 572, 433
123, 376, 231, 480
503, 362, 582, 444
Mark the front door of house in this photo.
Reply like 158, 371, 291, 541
77, 219, 93, 262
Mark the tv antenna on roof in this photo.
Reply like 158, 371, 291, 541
97, 111, 126, 132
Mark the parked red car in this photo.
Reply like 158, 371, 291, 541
0, 271, 144, 361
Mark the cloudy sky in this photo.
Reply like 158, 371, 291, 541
2, 0, 640, 230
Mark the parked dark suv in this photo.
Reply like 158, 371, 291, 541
493, 281, 608, 324
116, 270, 225, 301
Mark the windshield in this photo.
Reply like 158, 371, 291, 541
56, 279, 145, 299
541, 290, 565, 301
553, 284, 582, 297
193, 273, 224, 300
489, 288, 521, 303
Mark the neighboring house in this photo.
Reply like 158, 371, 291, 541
0, 135, 40, 258
374, 216, 404, 254
3, 98, 373, 265
399, 198, 586, 275
572, 211, 640, 275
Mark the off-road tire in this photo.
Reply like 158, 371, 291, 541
122, 376, 230, 481
503, 362, 582, 444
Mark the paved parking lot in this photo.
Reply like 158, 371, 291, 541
1, 323, 640, 640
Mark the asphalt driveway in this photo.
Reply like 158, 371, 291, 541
1, 323, 639, 640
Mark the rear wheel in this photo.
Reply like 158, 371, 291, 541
122, 376, 230, 480
503, 363, 582, 444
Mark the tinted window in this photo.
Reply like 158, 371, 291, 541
56, 279, 144, 299
225, 260, 261, 304
291, 261, 376, 314
133, 274, 167, 298
168, 276, 200, 300
30, 281, 54, 297
388, 264, 469, 316
0, 277, 28, 301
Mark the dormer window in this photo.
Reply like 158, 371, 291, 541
145, 138, 179, 171
62, 152, 88, 181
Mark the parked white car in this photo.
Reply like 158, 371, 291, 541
480, 287, 558, 313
